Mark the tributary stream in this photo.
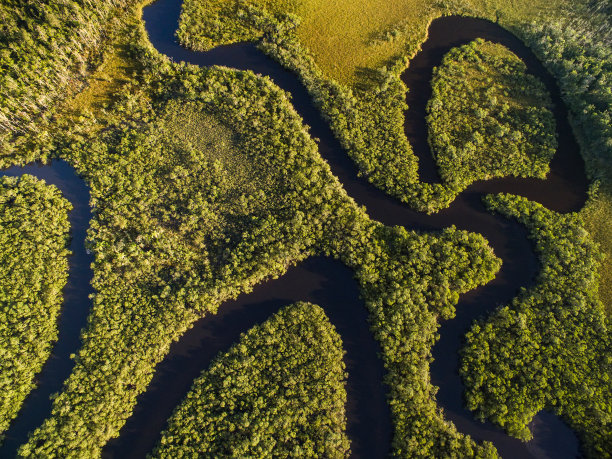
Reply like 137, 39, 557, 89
1, 0, 588, 457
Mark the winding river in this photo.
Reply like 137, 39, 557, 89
1, 0, 588, 457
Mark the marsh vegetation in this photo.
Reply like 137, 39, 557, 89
0, 0, 610, 457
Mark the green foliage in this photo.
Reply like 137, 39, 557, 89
520, 1, 612, 314
153, 302, 350, 458
9, 1, 607, 457
0, 0, 138, 157
177, 0, 297, 52
522, 5, 611, 182
246, 6, 460, 213
326, 220, 501, 457
178, 0, 440, 211
427, 39, 556, 188
17, 22, 353, 455
11, 18, 504, 457
461, 194, 612, 458
0, 175, 71, 437
176, 0, 574, 85
174, 0, 608, 216
176, 0, 560, 213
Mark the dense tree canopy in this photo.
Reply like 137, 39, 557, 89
427, 39, 556, 188
0, 175, 70, 438
15, 19, 355, 455
461, 194, 611, 458
331, 222, 500, 457
153, 302, 349, 458
14, 18, 501, 457
1, 0, 610, 457
521, 1, 612, 314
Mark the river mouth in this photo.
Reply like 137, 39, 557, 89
1, 1, 588, 458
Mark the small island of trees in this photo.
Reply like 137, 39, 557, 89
427, 39, 556, 189
153, 302, 350, 458
0, 0, 610, 457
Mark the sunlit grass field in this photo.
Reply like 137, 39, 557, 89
194, 0, 574, 85
251, 0, 611, 317
65, 0, 612, 317
582, 186, 612, 316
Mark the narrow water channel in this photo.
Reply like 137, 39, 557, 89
103, 257, 390, 458
0, 162, 93, 457
1, 0, 588, 457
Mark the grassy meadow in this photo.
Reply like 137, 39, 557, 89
180, 0, 575, 85
293, 0, 578, 84
179, 0, 612, 317
0, 0, 609, 455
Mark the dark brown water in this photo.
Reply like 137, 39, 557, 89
0, 162, 93, 457
103, 258, 390, 458
1, 1, 588, 458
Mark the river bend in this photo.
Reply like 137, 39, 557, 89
1, 1, 588, 458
